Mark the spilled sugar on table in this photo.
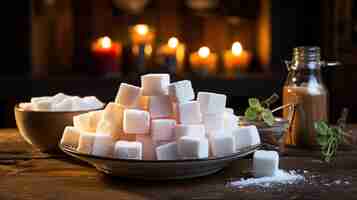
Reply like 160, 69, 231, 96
0, 128, 357, 200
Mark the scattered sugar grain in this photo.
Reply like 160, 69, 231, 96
229, 169, 305, 188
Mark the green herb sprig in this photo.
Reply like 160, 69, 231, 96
244, 94, 279, 126
314, 121, 343, 163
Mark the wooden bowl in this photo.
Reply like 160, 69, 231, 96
60, 143, 260, 180
14, 104, 102, 153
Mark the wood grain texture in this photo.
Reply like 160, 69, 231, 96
0, 129, 356, 200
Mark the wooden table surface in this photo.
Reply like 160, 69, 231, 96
0, 129, 356, 200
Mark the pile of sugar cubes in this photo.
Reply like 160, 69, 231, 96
61, 74, 261, 160
20, 93, 104, 111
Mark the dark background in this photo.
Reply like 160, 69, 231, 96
1, 0, 356, 127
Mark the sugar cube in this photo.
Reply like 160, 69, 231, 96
113, 141, 142, 160
202, 113, 224, 132
177, 136, 209, 159
197, 92, 226, 115
141, 74, 170, 96
80, 96, 104, 110
225, 108, 234, 114
210, 134, 235, 157
77, 132, 95, 154
19, 102, 33, 110
30, 96, 51, 104
177, 101, 202, 125
61, 126, 81, 148
232, 125, 261, 150
73, 112, 97, 132
51, 93, 70, 104
33, 99, 52, 111
136, 134, 155, 160
123, 109, 150, 134
253, 150, 279, 177
156, 142, 178, 160
174, 124, 205, 140
53, 98, 73, 111
148, 96, 173, 119
92, 134, 115, 157
168, 80, 195, 103
96, 103, 124, 139
115, 83, 141, 107
224, 112, 239, 134
151, 119, 176, 141
132, 90, 149, 110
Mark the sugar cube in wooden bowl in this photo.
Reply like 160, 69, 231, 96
15, 94, 104, 153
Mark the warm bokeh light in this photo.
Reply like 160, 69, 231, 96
99, 36, 112, 49
144, 44, 153, 56
168, 37, 179, 49
135, 24, 149, 35
198, 46, 210, 58
232, 42, 243, 56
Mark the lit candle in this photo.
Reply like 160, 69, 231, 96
223, 41, 252, 75
157, 37, 186, 75
91, 36, 122, 73
189, 46, 217, 75
129, 24, 155, 45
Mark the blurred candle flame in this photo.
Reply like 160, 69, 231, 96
100, 36, 112, 49
198, 46, 210, 58
232, 41, 243, 56
168, 37, 179, 49
135, 24, 149, 35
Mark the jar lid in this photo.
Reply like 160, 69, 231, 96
292, 46, 321, 69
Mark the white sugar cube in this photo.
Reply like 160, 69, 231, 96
225, 108, 234, 114
253, 150, 279, 177
61, 126, 81, 148
19, 102, 33, 110
123, 109, 150, 134
168, 80, 195, 103
232, 126, 261, 150
77, 132, 95, 154
148, 96, 173, 119
33, 99, 52, 111
197, 92, 226, 115
177, 101, 202, 125
115, 83, 141, 107
132, 90, 149, 110
151, 119, 176, 141
113, 141, 142, 160
210, 134, 235, 157
73, 112, 99, 132
30, 96, 51, 104
92, 134, 115, 157
53, 98, 73, 111
224, 112, 239, 134
52, 93, 70, 104
174, 124, 205, 140
136, 134, 155, 160
203, 113, 224, 132
177, 136, 209, 159
141, 73, 170, 96
156, 142, 178, 160
96, 103, 124, 139
80, 96, 104, 110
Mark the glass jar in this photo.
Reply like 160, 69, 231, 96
283, 46, 329, 147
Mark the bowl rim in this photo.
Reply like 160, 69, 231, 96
59, 143, 261, 164
14, 103, 104, 113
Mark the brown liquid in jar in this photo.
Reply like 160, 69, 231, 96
283, 86, 328, 147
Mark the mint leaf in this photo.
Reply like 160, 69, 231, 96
245, 107, 258, 121
261, 109, 275, 126
314, 121, 329, 135
248, 98, 262, 109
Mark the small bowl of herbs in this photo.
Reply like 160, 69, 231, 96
239, 94, 293, 150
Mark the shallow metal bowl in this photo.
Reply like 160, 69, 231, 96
59, 143, 260, 180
